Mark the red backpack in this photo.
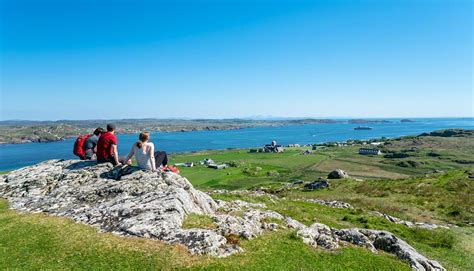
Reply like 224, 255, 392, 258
73, 134, 90, 159
164, 165, 179, 174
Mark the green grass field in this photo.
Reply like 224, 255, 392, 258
1, 134, 473, 270
170, 134, 474, 190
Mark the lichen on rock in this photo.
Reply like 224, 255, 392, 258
0, 160, 237, 256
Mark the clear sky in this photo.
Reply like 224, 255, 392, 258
0, 0, 472, 120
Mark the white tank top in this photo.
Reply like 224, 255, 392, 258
134, 142, 153, 170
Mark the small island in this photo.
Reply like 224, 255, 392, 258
348, 119, 391, 124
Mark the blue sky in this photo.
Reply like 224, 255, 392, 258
1, 0, 472, 120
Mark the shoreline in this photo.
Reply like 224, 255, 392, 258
0, 118, 433, 145
0, 118, 472, 146
0, 125, 272, 145
2, 128, 473, 172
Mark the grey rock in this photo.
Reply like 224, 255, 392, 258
328, 169, 349, 179
373, 212, 449, 230
297, 223, 339, 249
304, 178, 329, 190
335, 228, 445, 271
217, 200, 266, 213
213, 214, 262, 239
361, 229, 445, 271
333, 228, 376, 252
213, 209, 284, 239
303, 198, 353, 209
243, 209, 284, 221
262, 222, 279, 231
284, 217, 306, 230
0, 160, 238, 256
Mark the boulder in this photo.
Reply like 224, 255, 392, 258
304, 178, 329, 190
297, 223, 339, 250
327, 169, 349, 179
363, 230, 445, 271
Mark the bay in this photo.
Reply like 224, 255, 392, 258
0, 118, 473, 171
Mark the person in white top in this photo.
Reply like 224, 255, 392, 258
124, 132, 156, 171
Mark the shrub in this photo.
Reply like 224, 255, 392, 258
396, 160, 421, 168
226, 160, 246, 168
267, 170, 280, 177
242, 166, 262, 176
384, 152, 410, 159
427, 152, 441, 157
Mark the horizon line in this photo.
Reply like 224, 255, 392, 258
1, 116, 473, 122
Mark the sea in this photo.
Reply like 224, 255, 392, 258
0, 118, 473, 171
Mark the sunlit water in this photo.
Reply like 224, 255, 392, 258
0, 118, 472, 171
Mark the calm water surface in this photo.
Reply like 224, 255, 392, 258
1, 118, 473, 171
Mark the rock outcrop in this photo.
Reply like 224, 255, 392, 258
0, 160, 237, 257
335, 229, 446, 271
304, 178, 329, 190
328, 169, 349, 179
372, 212, 450, 230
302, 198, 353, 209
0, 160, 445, 270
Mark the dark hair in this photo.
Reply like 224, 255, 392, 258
136, 132, 150, 149
93, 127, 104, 136
106, 123, 116, 132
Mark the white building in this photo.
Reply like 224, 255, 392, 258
359, 148, 382, 155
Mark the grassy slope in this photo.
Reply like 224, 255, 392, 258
0, 200, 411, 270
1, 135, 473, 270
211, 178, 474, 271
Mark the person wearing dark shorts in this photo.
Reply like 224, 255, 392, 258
154, 151, 168, 167
83, 127, 104, 160
96, 123, 121, 166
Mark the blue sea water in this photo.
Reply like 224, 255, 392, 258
0, 118, 473, 171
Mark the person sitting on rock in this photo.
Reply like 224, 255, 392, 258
96, 123, 122, 166
83, 127, 104, 160
123, 132, 157, 171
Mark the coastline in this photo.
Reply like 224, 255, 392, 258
1, 117, 473, 146
0, 125, 273, 145
0, 119, 345, 145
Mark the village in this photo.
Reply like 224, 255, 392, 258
174, 139, 385, 171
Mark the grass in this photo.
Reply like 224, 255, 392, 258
210, 193, 474, 270
1, 199, 415, 270
182, 214, 216, 230
1, 134, 473, 269
279, 170, 474, 225
169, 135, 474, 191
